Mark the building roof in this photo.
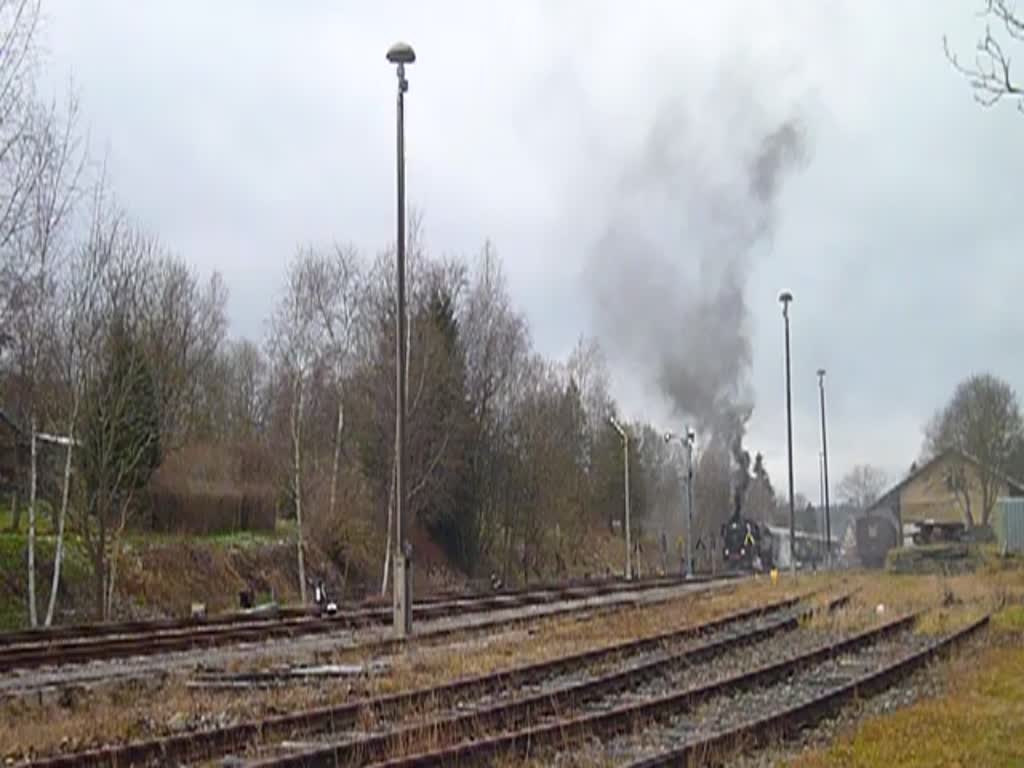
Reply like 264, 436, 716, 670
867, 447, 1024, 513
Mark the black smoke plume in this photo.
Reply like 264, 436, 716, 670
585, 71, 809, 484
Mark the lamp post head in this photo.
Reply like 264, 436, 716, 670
386, 42, 416, 65
778, 290, 793, 320
686, 427, 696, 443
817, 368, 826, 381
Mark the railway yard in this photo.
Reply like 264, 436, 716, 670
0, 566, 1021, 767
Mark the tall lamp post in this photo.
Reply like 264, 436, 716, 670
609, 416, 632, 580
817, 368, 832, 567
779, 290, 796, 579
665, 428, 697, 578
388, 41, 415, 637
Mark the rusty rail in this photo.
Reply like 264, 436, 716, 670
626, 613, 990, 767
0, 574, 704, 649
352, 609, 931, 768
2, 574, 707, 674
24, 583, 787, 768
247, 593, 844, 767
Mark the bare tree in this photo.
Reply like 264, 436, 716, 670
460, 243, 529, 572
136, 255, 228, 447
945, 0, 1024, 112
8, 95, 85, 625
72, 205, 161, 620
297, 245, 363, 523
268, 249, 328, 605
43, 180, 113, 625
923, 372, 1024, 526
0, 1, 45, 329
837, 464, 889, 511
223, 339, 267, 438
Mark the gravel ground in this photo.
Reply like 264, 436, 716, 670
550, 629, 932, 766
244, 603, 825, 761
729, 636, 985, 768
0, 579, 736, 702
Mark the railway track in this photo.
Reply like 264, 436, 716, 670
0, 574, 672, 649
0, 575, 719, 674
21, 585, 794, 768
244, 592, 844, 767
338, 611, 986, 768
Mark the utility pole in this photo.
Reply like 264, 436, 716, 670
665, 428, 697, 578
610, 417, 632, 580
779, 291, 796, 579
817, 368, 832, 567
387, 41, 415, 637
685, 428, 695, 579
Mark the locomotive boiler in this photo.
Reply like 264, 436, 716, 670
721, 493, 775, 572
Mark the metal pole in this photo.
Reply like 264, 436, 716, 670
817, 370, 832, 567
392, 60, 412, 637
782, 295, 796, 579
623, 433, 632, 581
686, 439, 694, 578
611, 417, 631, 580
819, 452, 825, 530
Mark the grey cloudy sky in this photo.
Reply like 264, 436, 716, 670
38, 1, 1024, 502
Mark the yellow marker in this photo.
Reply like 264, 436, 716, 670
770, 568, 779, 586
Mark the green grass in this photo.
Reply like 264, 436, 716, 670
993, 604, 1024, 633
125, 517, 294, 547
0, 499, 58, 536
0, 526, 95, 630
790, 605, 1024, 768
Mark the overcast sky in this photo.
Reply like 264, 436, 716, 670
38, 1, 1024, 503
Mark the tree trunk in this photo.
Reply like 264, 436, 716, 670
27, 419, 38, 627
9, 491, 20, 533
328, 399, 344, 520
106, 535, 118, 620
94, 505, 106, 621
105, 492, 132, 620
962, 491, 975, 528
45, 432, 74, 626
292, 376, 307, 605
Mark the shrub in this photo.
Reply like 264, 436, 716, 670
142, 441, 277, 535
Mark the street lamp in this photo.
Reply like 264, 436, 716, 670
665, 428, 697, 578
779, 290, 796, 579
817, 368, 832, 567
609, 416, 632, 580
388, 40, 415, 638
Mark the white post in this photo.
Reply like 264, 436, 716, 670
624, 434, 631, 581
686, 434, 695, 579
27, 419, 38, 627
610, 417, 631, 580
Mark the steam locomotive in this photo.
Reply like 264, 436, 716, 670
721, 498, 775, 572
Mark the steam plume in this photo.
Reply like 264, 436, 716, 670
585, 77, 809, 477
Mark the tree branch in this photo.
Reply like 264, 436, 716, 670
945, 1, 1024, 111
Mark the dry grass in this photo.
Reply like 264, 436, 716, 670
13, 566, 1012, 763
477, 568, 1024, 768
789, 604, 1024, 768
0, 578, 802, 759
803, 566, 1024, 636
